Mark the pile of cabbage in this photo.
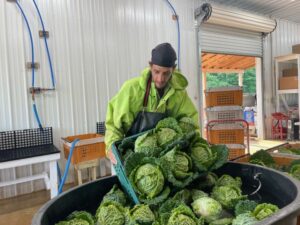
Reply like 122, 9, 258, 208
55, 117, 279, 225
55, 174, 279, 225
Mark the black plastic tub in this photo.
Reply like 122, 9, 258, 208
32, 162, 300, 225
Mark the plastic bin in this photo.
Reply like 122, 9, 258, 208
206, 106, 243, 121
111, 132, 146, 204
32, 162, 300, 225
207, 123, 244, 144
226, 144, 246, 160
62, 133, 106, 164
205, 86, 243, 107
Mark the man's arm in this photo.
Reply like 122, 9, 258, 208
104, 83, 135, 154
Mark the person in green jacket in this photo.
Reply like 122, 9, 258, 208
105, 43, 199, 163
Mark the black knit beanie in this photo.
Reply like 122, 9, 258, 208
150, 43, 177, 67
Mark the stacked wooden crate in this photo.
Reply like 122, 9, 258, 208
205, 86, 247, 159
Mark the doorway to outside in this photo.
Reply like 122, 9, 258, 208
201, 52, 264, 141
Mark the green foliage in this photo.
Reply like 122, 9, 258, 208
132, 163, 164, 199
158, 199, 183, 225
160, 146, 199, 188
102, 184, 127, 206
134, 131, 161, 157
178, 117, 197, 134
249, 150, 275, 168
156, 128, 178, 147
128, 204, 156, 225
191, 196, 222, 222
66, 211, 95, 225
209, 218, 233, 225
167, 204, 204, 225
191, 189, 208, 201
206, 68, 256, 94
172, 189, 192, 204
288, 160, 300, 180
95, 200, 127, 225
155, 117, 183, 135
197, 172, 218, 190
234, 200, 258, 216
211, 186, 246, 210
126, 155, 170, 205
191, 143, 216, 171
216, 175, 242, 188
232, 212, 257, 225
253, 203, 279, 220
68, 219, 90, 225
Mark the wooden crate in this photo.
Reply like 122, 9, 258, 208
62, 133, 106, 164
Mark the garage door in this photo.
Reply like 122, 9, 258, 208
200, 23, 263, 57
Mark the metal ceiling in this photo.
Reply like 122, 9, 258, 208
208, 0, 300, 23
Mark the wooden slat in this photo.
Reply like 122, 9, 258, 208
201, 53, 256, 70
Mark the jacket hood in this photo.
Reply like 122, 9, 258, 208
139, 67, 188, 90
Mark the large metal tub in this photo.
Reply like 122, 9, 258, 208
32, 162, 300, 225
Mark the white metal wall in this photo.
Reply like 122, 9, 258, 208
0, 0, 202, 198
263, 19, 300, 138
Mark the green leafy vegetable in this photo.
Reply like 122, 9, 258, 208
102, 184, 127, 206
232, 212, 257, 225
216, 175, 242, 188
66, 211, 94, 225
209, 218, 233, 225
191, 196, 222, 222
211, 185, 246, 209
253, 203, 279, 220
234, 200, 258, 216
128, 204, 156, 225
95, 200, 127, 225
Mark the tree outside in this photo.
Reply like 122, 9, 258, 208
206, 67, 256, 94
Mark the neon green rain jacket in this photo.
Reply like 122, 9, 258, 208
105, 68, 199, 151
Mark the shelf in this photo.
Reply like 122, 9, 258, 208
275, 54, 300, 62
278, 89, 298, 94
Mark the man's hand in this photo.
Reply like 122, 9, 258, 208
108, 149, 117, 165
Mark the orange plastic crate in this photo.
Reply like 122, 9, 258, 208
62, 133, 106, 164
226, 144, 246, 160
205, 87, 243, 107
208, 129, 244, 144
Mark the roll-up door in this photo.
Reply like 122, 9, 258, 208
200, 23, 263, 57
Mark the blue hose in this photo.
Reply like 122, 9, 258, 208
32, 103, 43, 128
32, 0, 56, 88
165, 0, 181, 70
15, 1, 35, 87
16, 1, 43, 128
58, 139, 80, 194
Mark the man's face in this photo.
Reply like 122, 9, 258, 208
150, 64, 174, 89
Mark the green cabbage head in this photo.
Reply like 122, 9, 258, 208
133, 163, 164, 199
129, 204, 156, 225
216, 175, 242, 188
167, 204, 203, 225
191, 196, 222, 222
211, 185, 246, 209
253, 203, 279, 220
134, 132, 158, 155
191, 144, 216, 171
232, 212, 258, 225
156, 128, 178, 146
95, 201, 126, 225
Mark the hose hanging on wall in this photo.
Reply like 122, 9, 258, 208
32, 0, 56, 89
164, 0, 181, 70
15, 0, 43, 129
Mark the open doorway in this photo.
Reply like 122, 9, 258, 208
201, 52, 264, 145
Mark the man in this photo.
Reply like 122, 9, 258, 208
105, 43, 199, 163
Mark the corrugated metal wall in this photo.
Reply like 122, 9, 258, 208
0, 0, 202, 198
263, 19, 300, 138
1, 0, 300, 199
